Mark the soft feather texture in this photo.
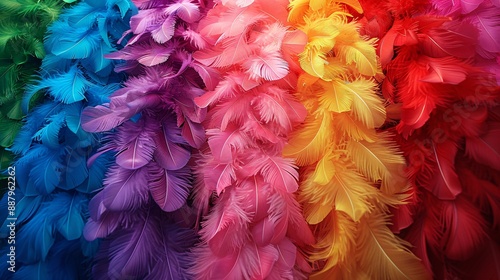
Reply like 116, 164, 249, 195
189, 0, 314, 279
0, 1, 134, 278
283, 0, 429, 278
80, 0, 209, 278
358, 0, 500, 278
0, 0, 67, 189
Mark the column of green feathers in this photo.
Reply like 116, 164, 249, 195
0, 0, 72, 192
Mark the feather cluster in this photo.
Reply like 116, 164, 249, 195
284, 0, 429, 278
0, 0, 498, 279
0, 0, 68, 184
358, 0, 500, 278
189, 0, 315, 279
0, 0, 135, 279
80, 0, 209, 278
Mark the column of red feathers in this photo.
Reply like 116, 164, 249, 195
358, 0, 500, 278
189, 0, 314, 279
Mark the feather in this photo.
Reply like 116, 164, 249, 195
102, 166, 150, 211
153, 121, 191, 170
243, 50, 289, 81
81, 104, 127, 133
164, 0, 201, 23
148, 162, 191, 212
115, 120, 157, 170
356, 211, 430, 280
441, 197, 488, 260
339, 79, 386, 129
283, 114, 331, 165
465, 121, 500, 170
346, 132, 407, 194
426, 142, 462, 200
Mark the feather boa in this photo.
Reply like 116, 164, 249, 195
284, 0, 429, 279
0, 0, 135, 278
358, 0, 500, 278
0, 0, 67, 185
189, 0, 315, 279
80, 0, 209, 278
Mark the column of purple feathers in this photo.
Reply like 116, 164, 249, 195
80, 0, 212, 279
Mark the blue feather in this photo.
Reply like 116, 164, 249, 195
0, 194, 43, 238
16, 210, 55, 263
82, 42, 115, 75
64, 102, 83, 134
32, 111, 66, 149
26, 147, 63, 195
53, 193, 86, 240
61, 146, 90, 190
77, 151, 112, 194
30, 65, 89, 104
12, 262, 50, 280
66, 3, 104, 29
48, 25, 102, 59
13, 102, 63, 153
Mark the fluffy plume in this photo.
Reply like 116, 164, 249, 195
283, 0, 429, 278
81, 0, 209, 278
189, 0, 314, 279
358, 0, 500, 277
0, 0, 135, 278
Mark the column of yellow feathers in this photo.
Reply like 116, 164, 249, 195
284, 0, 430, 279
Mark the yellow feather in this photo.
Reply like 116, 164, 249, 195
288, 0, 310, 24
310, 212, 356, 263
356, 212, 430, 280
284, 0, 429, 278
337, 79, 386, 129
303, 17, 339, 52
329, 164, 375, 221
323, 57, 348, 80
317, 79, 353, 113
333, 112, 378, 142
312, 150, 335, 185
336, 39, 378, 76
308, 0, 325, 11
338, 0, 363, 13
299, 47, 326, 78
303, 201, 332, 224
346, 132, 405, 183
283, 113, 331, 165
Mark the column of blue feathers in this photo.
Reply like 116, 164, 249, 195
0, 0, 136, 279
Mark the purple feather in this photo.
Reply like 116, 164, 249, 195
102, 166, 150, 211
148, 162, 191, 212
